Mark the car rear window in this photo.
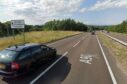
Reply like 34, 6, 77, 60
0, 49, 18, 62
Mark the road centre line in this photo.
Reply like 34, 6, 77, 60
96, 35, 117, 84
29, 51, 68, 84
73, 41, 81, 47
73, 35, 88, 48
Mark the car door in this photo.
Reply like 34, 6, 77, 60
31, 46, 43, 63
17, 49, 32, 72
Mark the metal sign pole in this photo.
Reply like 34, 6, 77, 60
23, 29, 25, 43
12, 29, 15, 40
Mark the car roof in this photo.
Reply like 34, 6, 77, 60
6, 43, 40, 52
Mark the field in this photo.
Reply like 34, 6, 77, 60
0, 31, 81, 50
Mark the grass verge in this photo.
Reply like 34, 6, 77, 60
0, 31, 81, 50
98, 32, 127, 71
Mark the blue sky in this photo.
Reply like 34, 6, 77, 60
0, 0, 127, 25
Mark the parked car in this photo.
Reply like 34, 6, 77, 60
0, 43, 57, 78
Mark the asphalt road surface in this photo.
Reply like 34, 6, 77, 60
0, 32, 126, 84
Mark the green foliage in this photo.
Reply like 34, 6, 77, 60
0, 21, 42, 37
43, 19, 88, 31
0, 18, 87, 37
105, 21, 127, 33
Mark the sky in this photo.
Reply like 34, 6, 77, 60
0, 0, 127, 25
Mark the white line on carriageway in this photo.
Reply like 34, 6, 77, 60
96, 35, 117, 84
73, 41, 81, 47
29, 51, 68, 84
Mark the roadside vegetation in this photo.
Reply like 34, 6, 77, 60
43, 19, 87, 31
98, 32, 127, 71
105, 20, 127, 33
0, 31, 81, 50
0, 18, 88, 37
0, 18, 86, 50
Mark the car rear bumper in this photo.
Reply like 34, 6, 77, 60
0, 70, 18, 78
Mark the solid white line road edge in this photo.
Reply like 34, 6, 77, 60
103, 33, 127, 46
73, 41, 80, 47
96, 35, 117, 84
29, 51, 68, 84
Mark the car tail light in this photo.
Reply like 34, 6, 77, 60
11, 62, 20, 70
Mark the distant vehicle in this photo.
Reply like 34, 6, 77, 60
0, 43, 57, 78
91, 31, 95, 35
107, 31, 110, 33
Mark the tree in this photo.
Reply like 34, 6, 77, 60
43, 18, 88, 31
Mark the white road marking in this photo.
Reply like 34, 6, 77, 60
73, 41, 80, 47
80, 59, 92, 64
103, 33, 127, 46
80, 54, 97, 64
96, 35, 117, 84
29, 51, 68, 84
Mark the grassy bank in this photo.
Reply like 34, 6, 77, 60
0, 31, 81, 50
98, 32, 127, 70
110, 32, 127, 37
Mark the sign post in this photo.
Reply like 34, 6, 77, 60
12, 29, 15, 40
11, 20, 25, 43
22, 29, 25, 43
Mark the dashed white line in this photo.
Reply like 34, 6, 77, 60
96, 35, 117, 84
30, 51, 68, 84
73, 41, 81, 47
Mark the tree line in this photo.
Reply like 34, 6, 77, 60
0, 21, 43, 37
106, 20, 127, 33
43, 19, 88, 31
0, 18, 88, 37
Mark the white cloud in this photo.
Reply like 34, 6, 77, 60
80, 8, 86, 13
0, 0, 84, 24
89, 0, 127, 11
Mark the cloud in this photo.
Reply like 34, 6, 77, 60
80, 8, 87, 13
89, 0, 127, 11
0, 0, 84, 24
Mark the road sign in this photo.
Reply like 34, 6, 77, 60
11, 20, 25, 29
11, 20, 26, 43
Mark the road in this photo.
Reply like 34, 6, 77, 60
0, 32, 123, 84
